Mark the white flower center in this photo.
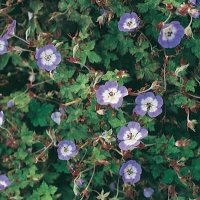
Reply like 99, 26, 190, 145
45, 54, 51, 61
102, 88, 122, 104
124, 164, 137, 180
140, 98, 159, 113
0, 181, 7, 187
0, 118, 4, 126
124, 18, 137, 29
40, 49, 56, 66
0, 40, 5, 51
162, 25, 177, 41
60, 144, 73, 156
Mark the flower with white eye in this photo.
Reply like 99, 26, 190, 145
118, 12, 140, 32
0, 175, 11, 190
96, 81, 128, 108
158, 21, 184, 48
57, 140, 77, 160
117, 122, 148, 150
35, 44, 61, 71
119, 160, 142, 184
0, 37, 8, 55
133, 92, 163, 118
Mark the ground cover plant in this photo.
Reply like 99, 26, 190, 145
1, 0, 200, 199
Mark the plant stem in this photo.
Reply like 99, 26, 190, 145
163, 11, 172, 24
13, 34, 30, 45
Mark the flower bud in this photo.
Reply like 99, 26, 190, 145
188, 8, 200, 18
7, 99, 14, 108
96, 16, 105, 27
0, 111, 4, 126
185, 26, 193, 37
175, 140, 184, 147
96, 109, 106, 115
28, 12, 33, 20
143, 187, 154, 198
29, 73, 35, 83
151, 80, 160, 89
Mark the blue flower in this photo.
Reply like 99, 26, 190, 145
7, 99, 14, 108
190, 0, 200, 6
35, 44, 61, 71
118, 13, 140, 32
57, 140, 77, 160
96, 81, 128, 108
117, 122, 148, 150
0, 175, 11, 190
133, 92, 163, 118
0, 37, 8, 55
143, 187, 154, 198
3, 20, 16, 39
158, 21, 184, 48
119, 160, 142, 184
51, 112, 62, 125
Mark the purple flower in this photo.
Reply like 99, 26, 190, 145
143, 187, 154, 198
158, 21, 184, 48
0, 37, 8, 55
3, 20, 16, 40
118, 12, 140, 32
117, 122, 148, 150
188, 8, 200, 18
0, 175, 11, 190
35, 44, 61, 71
0, 111, 4, 126
133, 92, 163, 118
119, 160, 142, 184
190, 0, 200, 6
59, 107, 65, 115
57, 140, 77, 160
96, 81, 128, 108
51, 112, 62, 125
109, 182, 115, 191
7, 99, 14, 108
76, 178, 84, 187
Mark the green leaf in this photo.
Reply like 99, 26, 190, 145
165, 136, 181, 155
108, 111, 126, 128
161, 169, 176, 184
88, 51, 101, 63
20, 123, 35, 146
153, 156, 166, 164
53, 160, 70, 173
43, 172, 59, 184
89, 147, 110, 163
0, 53, 10, 70
29, 0, 43, 13
93, 172, 105, 187
37, 181, 57, 195
185, 80, 196, 92
28, 100, 54, 127
181, 148, 194, 158
190, 158, 200, 181
150, 164, 162, 179
62, 123, 88, 141
14, 148, 28, 160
